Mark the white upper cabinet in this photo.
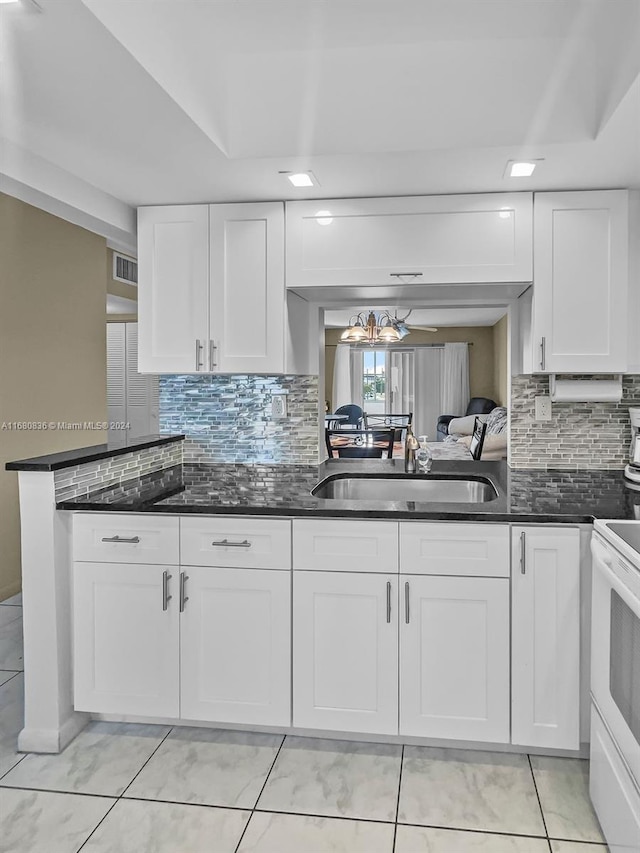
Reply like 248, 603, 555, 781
138, 202, 306, 374
530, 190, 629, 373
138, 205, 210, 374
286, 193, 533, 289
209, 203, 285, 373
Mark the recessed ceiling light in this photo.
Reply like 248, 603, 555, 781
286, 172, 317, 188
505, 160, 543, 178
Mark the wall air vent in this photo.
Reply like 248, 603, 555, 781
113, 253, 138, 285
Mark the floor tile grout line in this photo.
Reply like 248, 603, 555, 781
75, 797, 121, 853
0, 754, 26, 783
392, 744, 404, 853
528, 754, 551, 839
75, 725, 177, 853
0, 782, 124, 799
119, 726, 175, 799
395, 819, 552, 840
233, 734, 287, 853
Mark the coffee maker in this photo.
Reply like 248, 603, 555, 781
624, 407, 640, 485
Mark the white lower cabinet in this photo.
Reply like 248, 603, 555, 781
180, 567, 291, 726
293, 571, 398, 734
73, 562, 180, 717
511, 526, 581, 750
73, 561, 291, 727
400, 575, 510, 743
72, 515, 583, 752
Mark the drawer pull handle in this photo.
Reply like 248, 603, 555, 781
162, 570, 172, 611
211, 539, 252, 548
520, 531, 526, 575
390, 272, 423, 278
101, 535, 140, 544
405, 581, 410, 624
386, 581, 392, 624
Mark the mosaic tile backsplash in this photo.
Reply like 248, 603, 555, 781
158, 375, 320, 465
54, 441, 183, 501
510, 374, 640, 470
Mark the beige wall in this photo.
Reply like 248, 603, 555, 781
492, 314, 509, 406
324, 325, 497, 411
0, 194, 108, 600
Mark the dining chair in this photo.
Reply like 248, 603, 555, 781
332, 404, 364, 429
469, 417, 488, 461
364, 413, 413, 441
325, 428, 395, 459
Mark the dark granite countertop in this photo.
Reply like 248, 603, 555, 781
56, 459, 640, 523
5, 434, 185, 472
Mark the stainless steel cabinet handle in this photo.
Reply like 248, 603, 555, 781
162, 570, 172, 611
195, 339, 204, 371
405, 581, 410, 624
179, 572, 189, 612
386, 581, 392, 623
390, 272, 423, 278
209, 340, 217, 370
540, 337, 546, 371
101, 535, 140, 544
520, 531, 526, 574
211, 539, 252, 548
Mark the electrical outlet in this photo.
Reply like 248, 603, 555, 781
271, 393, 287, 419
535, 395, 552, 421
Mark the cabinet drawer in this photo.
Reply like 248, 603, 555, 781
180, 517, 291, 569
73, 514, 179, 565
293, 519, 398, 573
400, 522, 510, 577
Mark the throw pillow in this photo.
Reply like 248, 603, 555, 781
486, 406, 508, 434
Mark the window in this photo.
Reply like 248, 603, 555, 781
363, 350, 386, 411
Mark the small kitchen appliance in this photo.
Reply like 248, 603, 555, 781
624, 407, 640, 485
590, 520, 640, 851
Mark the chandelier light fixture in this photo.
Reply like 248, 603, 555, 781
340, 311, 403, 345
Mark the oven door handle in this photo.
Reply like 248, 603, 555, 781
594, 550, 640, 618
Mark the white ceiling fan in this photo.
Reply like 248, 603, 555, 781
391, 309, 438, 337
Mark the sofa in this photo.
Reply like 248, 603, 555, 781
436, 397, 497, 441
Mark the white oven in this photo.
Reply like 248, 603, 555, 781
591, 521, 640, 852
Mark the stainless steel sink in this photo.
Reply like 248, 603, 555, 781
312, 475, 498, 503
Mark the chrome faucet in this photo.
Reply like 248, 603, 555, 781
404, 426, 419, 473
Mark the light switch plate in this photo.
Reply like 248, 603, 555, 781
272, 393, 288, 419
535, 395, 552, 421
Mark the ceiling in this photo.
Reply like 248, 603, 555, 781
1, 0, 639, 247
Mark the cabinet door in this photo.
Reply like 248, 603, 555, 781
286, 193, 532, 288
511, 526, 580, 749
400, 575, 510, 743
293, 571, 398, 734
138, 205, 209, 374
209, 202, 285, 373
73, 562, 179, 716
180, 567, 291, 726
532, 190, 629, 372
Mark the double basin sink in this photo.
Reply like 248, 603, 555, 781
312, 474, 498, 503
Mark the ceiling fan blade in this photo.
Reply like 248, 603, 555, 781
408, 325, 438, 332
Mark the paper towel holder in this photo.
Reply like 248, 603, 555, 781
549, 374, 623, 403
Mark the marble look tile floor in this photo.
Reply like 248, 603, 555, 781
0, 594, 609, 852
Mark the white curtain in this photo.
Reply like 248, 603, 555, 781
332, 344, 352, 410
390, 350, 414, 414
413, 347, 443, 440
349, 348, 364, 408
441, 343, 470, 416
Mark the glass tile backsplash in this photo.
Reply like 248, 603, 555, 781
159, 374, 319, 465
